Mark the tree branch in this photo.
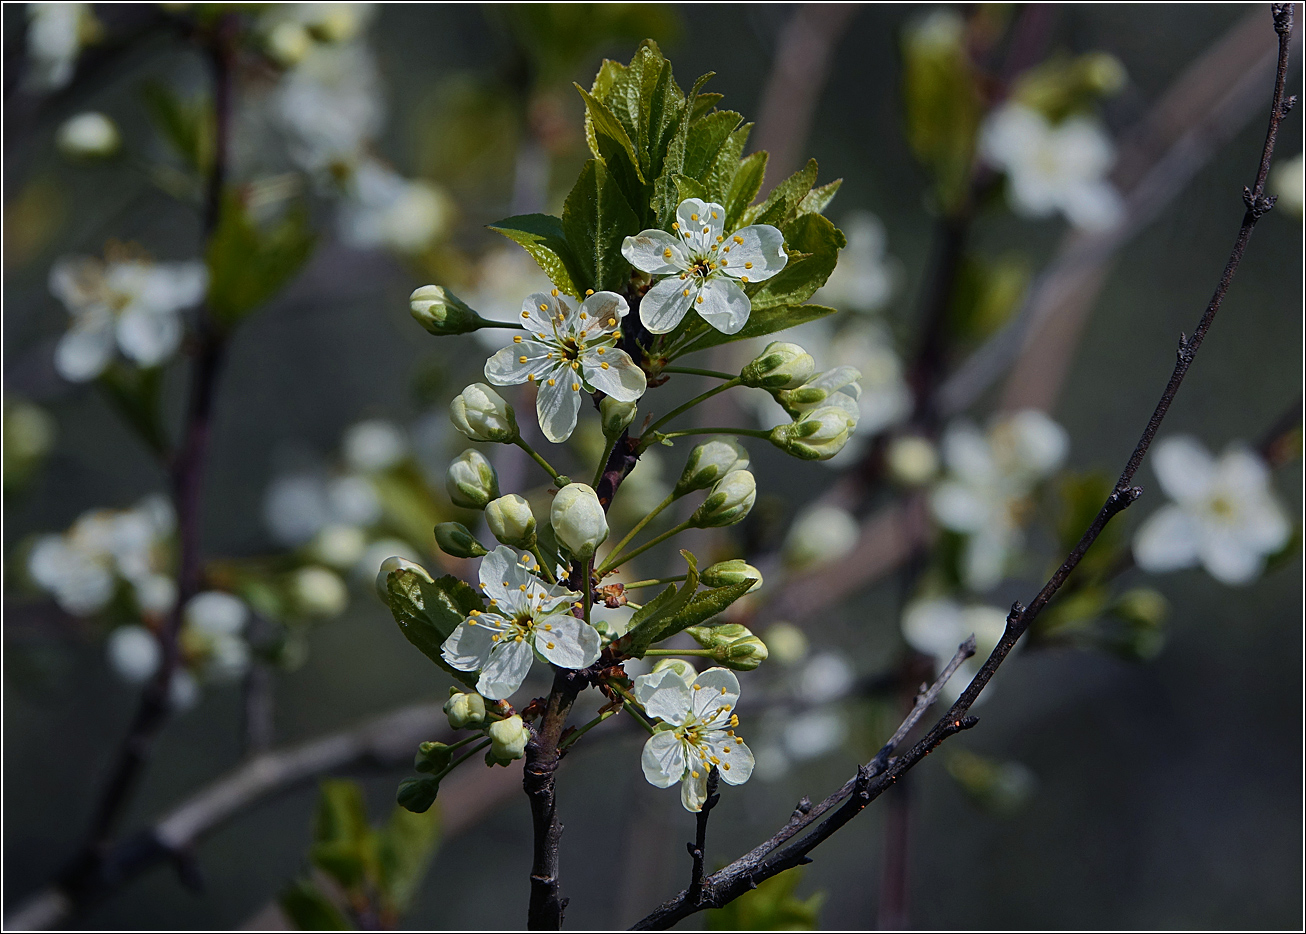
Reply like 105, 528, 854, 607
686, 768, 721, 905
631, 9, 1296, 927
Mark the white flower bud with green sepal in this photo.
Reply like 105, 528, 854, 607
446, 448, 500, 509
690, 469, 756, 528
700, 559, 763, 593
410, 284, 488, 336
450, 383, 518, 443
487, 714, 530, 764
769, 395, 859, 461
600, 396, 639, 439
375, 554, 433, 601
674, 439, 749, 495
685, 622, 769, 671
775, 366, 863, 417
550, 483, 608, 559
650, 657, 697, 684
443, 689, 487, 730
740, 342, 815, 390
485, 494, 536, 548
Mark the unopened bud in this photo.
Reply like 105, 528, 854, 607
550, 483, 608, 558
701, 559, 763, 593
291, 566, 348, 617
487, 714, 529, 764
396, 776, 439, 813
410, 285, 486, 336
434, 521, 489, 559
485, 494, 536, 548
690, 469, 756, 528
769, 402, 857, 461
414, 740, 454, 774
775, 366, 862, 417
886, 435, 939, 485
375, 555, 433, 602
1113, 587, 1168, 629
450, 383, 518, 443
685, 622, 769, 671
675, 439, 749, 495
446, 449, 500, 509
740, 341, 815, 389
443, 690, 487, 729
600, 397, 638, 439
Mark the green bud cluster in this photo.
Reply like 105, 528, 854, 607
690, 469, 756, 528
740, 341, 815, 390
451, 383, 518, 443
684, 622, 769, 671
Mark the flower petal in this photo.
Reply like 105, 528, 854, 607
582, 348, 646, 402
676, 198, 726, 254
477, 638, 535, 699
54, 307, 115, 382
479, 546, 519, 607
621, 231, 688, 276
1132, 504, 1200, 572
641, 730, 684, 788
485, 342, 552, 386
1152, 436, 1216, 505
116, 308, 181, 367
534, 614, 601, 669
690, 667, 740, 723
634, 667, 692, 725
902, 598, 964, 659
695, 277, 751, 335
579, 290, 630, 330
962, 524, 1014, 591
708, 732, 755, 785
719, 224, 787, 282
535, 370, 583, 443
441, 619, 498, 672
522, 291, 570, 334
1197, 532, 1265, 586
930, 481, 991, 532
681, 765, 711, 811
639, 275, 695, 334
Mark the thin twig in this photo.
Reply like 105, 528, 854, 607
686, 768, 721, 905
630, 10, 1296, 927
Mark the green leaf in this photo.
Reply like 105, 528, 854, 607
577, 85, 646, 182
674, 175, 707, 204
649, 75, 709, 229
702, 123, 751, 204
797, 179, 843, 216
376, 802, 441, 914
683, 110, 744, 182
562, 159, 641, 293
691, 92, 724, 120
97, 363, 167, 458
680, 303, 839, 356
488, 214, 584, 298
279, 880, 352, 931
310, 780, 375, 890
139, 80, 212, 173
381, 569, 482, 687
722, 149, 767, 229
706, 867, 825, 931
741, 159, 819, 229
748, 213, 846, 311
206, 193, 316, 327
654, 578, 757, 643
620, 551, 700, 656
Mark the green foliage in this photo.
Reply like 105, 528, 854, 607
279, 879, 351, 931
706, 867, 825, 930
488, 214, 584, 298
681, 304, 838, 355
2, 398, 55, 497
748, 213, 847, 311
206, 192, 316, 327
379, 568, 483, 687
655, 578, 758, 642
500, 3, 682, 88
562, 159, 641, 292
947, 749, 1037, 815
1011, 51, 1127, 122
96, 363, 168, 457
741, 159, 819, 228
620, 550, 700, 656
901, 12, 983, 213
311, 780, 375, 890
377, 803, 443, 914
1056, 471, 1121, 577
948, 252, 1030, 342
139, 80, 213, 174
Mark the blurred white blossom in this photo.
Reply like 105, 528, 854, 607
56, 111, 120, 159
26, 3, 95, 91
49, 254, 207, 382
338, 159, 453, 254
272, 41, 383, 173
1271, 152, 1304, 217
259, 3, 376, 65
931, 409, 1068, 591
342, 418, 407, 473
813, 211, 900, 313
784, 504, 859, 569
264, 471, 380, 547
355, 537, 422, 582
980, 102, 1123, 231
797, 651, 855, 704
466, 246, 558, 351
783, 709, 847, 762
1132, 436, 1290, 586
182, 591, 251, 682
902, 597, 1007, 703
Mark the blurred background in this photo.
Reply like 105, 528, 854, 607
3, 3, 1302, 930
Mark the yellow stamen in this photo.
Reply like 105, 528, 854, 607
597, 348, 606, 354
683, 288, 690, 296
539, 303, 549, 311
515, 635, 524, 642
547, 378, 556, 386
543, 624, 552, 631
551, 288, 559, 296
572, 382, 580, 391
741, 276, 749, 283
585, 289, 594, 295
521, 311, 531, 318
528, 374, 535, 382
723, 746, 731, 753
514, 335, 523, 343
672, 222, 680, 229
733, 235, 743, 244
693, 684, 702, 691
723, 763, 731, 771
663, 248, 673, 258
744, 262, 753, 269
547, 642, 555, 649
691, 770, 700, 778
600, 362, 609, 369
696, 296, 704, 304
690, 213, 699, 221
519, 355, 528, 364
711, 211, 719, 219
608, 317, 617, 326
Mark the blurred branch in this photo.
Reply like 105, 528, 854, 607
631, 10, 1297, 925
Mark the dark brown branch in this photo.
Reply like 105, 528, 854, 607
686, 768, 721, 905
631, 9, 1296, 927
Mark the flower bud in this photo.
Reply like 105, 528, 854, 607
487, 714, 529, 764
886, 435, 939, 486
650, 658, 697, 683
690, 469, 756, 528
446, 448, 500, 509
397, 776, 439, 813
450, 383, 518, 443
685, 623, 769, 671
414, 740, 454, 774
291, 566, 348, 617
434, 521, 489, 559
485, 494, 537, 548
700, 559, 763, 593
740, 341, 815, 389
410, 285, 486, 336
600, 397, 639, 439
769, 404, 857, 461
674, 439, 749, 495
56, 112, 121, 160
443, 689, 487, 730
775, 366, 863, 417
550, 483, 608, 558
375, 555, 433, 602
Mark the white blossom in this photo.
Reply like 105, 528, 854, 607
56, 112, 120, 159
980, 102, 1124, 231
931, 409, 1068, 591
441, 546, 601, 699
783, 709, 847, 762
1271, 152, 1304, 217
26, 3, 93, 91
783, 504, 859, 569
182, 591, 250, 682
49, 254, 207, 382
635, 666, 755, 811
1132, 436, 1290, 586
466, 247, 558, 352
484, 290, 646, 443
342, 419, 407, 473
272, 41, 382, 173
338, 159, 452, 254
797, 651, 854, 704
264, 471, 380, 547
622, 198, 787, 336
812, 211, 900, 313
902, 597, 1007, 704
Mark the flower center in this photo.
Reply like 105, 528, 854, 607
558, 337, 582, 361
1208, 495, 1236, 520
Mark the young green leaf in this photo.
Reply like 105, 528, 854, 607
279, 879, 352, 931
311, 780, 376, 891
683, 110, 744, 182
139, 80, 212, 174
797, 178, 843, 216
488, 214, 584, 298
562, 159, 641, 293
747, 212, 846, 310
722, 149, 767, 229
620, 551, 701, 656
652, 577, 757, 642
381, 569, 482, 687
679, 303, 839, 355
742, 158, 820, 229
206, 194, 316, 327
376, 803, 441, 915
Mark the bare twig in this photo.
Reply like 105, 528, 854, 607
686, 768, 721, 906
631, 10, 1296, 927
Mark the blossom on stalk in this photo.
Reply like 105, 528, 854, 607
1132, 436, 1290, 585
930, 410, 1068, 590
635, 666, 755, 811
49, 252, 207, 382
483, 290, 645, 443
622, 198, 787, 335
979, 102, 1123, 231
441, 546, 601, 699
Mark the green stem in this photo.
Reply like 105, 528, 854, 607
478, 320, 526, 329
436, 738, 492, 781
661, 366, 737, 380
621, 575, 687, 590
642, 377, 742, 443
624, 601, 644, 611
592, 435, 617, 489
597, 518, 694, 576
514, 438, 566, 486
558, 705, 621, 750
582, 557, 593, 625
599, 491, 678, 574
642, 648, 716, 657
607, 684, 655, 734
444, 732, 484, 752
530, 545, 556, 584
657, 427, 772, 441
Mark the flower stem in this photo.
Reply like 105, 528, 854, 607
598, 491, 678, 574
558, 705, 621, 751
435, 739, 491, 781
642, 648, 715, 657
514, 438, 566, 486
607, 683, 655, 734
661, 365, 737, 380
582, 557, 593, 625
531, 545, 556, 584
597, 518, 694, 576
592, 435, 617, 489
642, 377, 742, 443
621, 575, 687, 590
657, 427, 772, 441
479, 321, 526, 329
